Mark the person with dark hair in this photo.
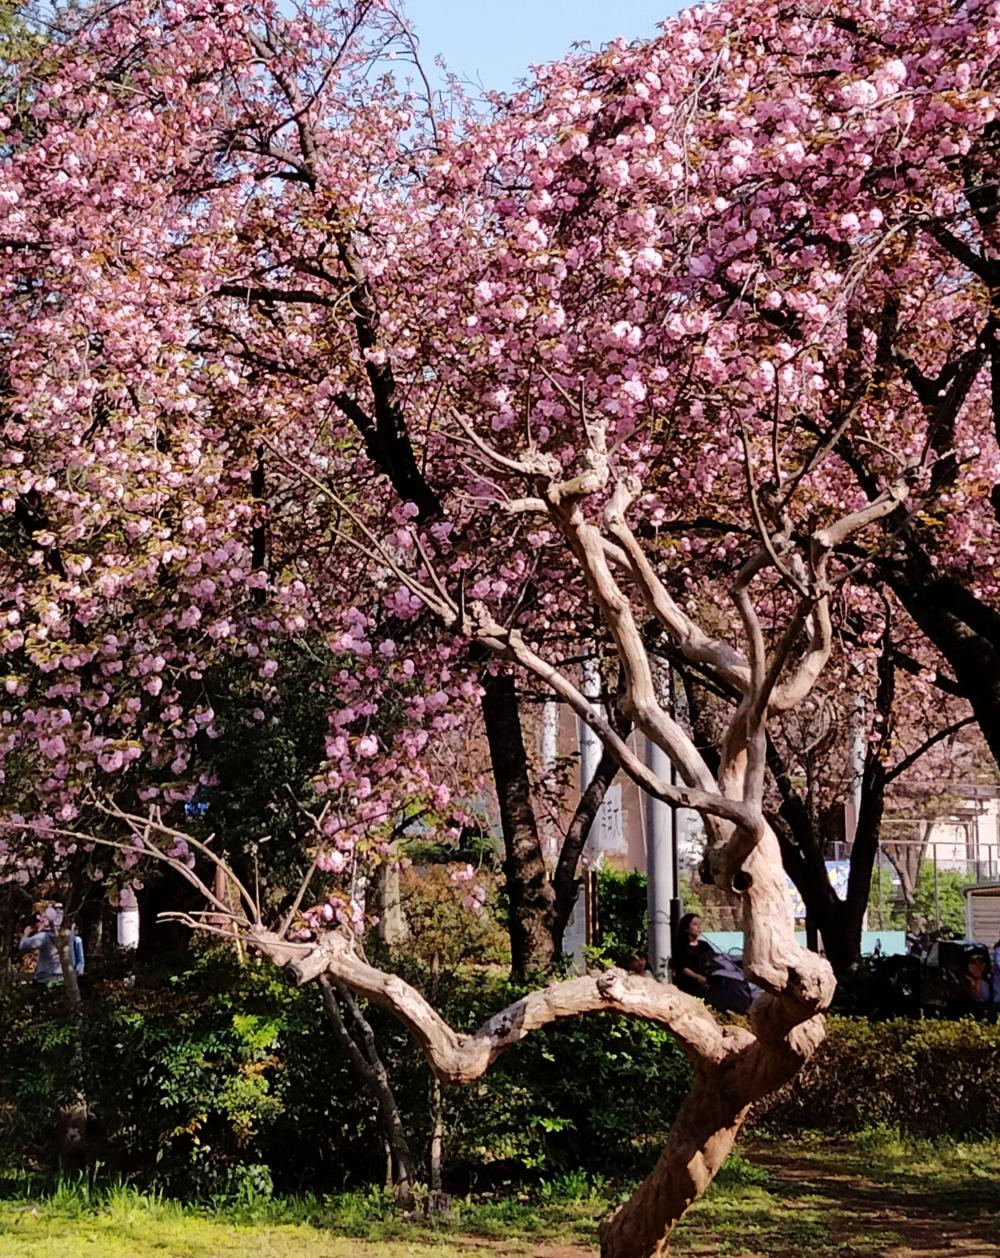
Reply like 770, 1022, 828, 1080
962, 953, 990, 1003
672, 913, 714, 996
672, 912, 755, 1014
19, 905, 84, 984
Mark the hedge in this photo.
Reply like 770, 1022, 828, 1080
756, 1015, 1000, 1136
2, 959, 996, 1201
0, 954, 692, 1195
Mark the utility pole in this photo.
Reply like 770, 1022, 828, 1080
563, 657, 610, 968
645, 669, 682, 978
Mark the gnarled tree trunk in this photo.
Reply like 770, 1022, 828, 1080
76, 406, 911, 1256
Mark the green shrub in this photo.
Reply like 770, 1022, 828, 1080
755, 1016, 1000, 1136
0, 953, 400, 1195
426, 967, 691, 1181
0, 953, 693, 1196
9, 952, 996, 1201
593, 869, 649, 966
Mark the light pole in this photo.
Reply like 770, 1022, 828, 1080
645, 669, 682, 978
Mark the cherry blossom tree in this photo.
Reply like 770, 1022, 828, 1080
0, 0, 620, 972
6, 0, 1000, 981
5, 0, 1000, 1250
24, 420, 912, 1254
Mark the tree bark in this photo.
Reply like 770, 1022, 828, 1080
766, 738, 886, 979
480, 671, 559, 977
54, 929, 82, 1011
598, 1015, 821, 1258
767, 755, 865, 977
251, 817, 832, 1258
317, 974, 417, 1207
883, 824, 925, 905
887, 561, 1000, 769
599, 1075, 748, 1258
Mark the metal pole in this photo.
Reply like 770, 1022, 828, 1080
668, 667, 683, 943
540, 701, 560, 864
579, 660, 603, 804
645, 733, 674, 978
933, 843, 941, 932
876, 852, 883, 929
645, 668, 682, 978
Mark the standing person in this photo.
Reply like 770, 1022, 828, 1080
992, 938, 1000, 1006
19, 905, 84, 984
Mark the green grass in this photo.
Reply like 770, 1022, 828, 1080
672, 1130, 1000, 1256
0, 1134, 998, 1257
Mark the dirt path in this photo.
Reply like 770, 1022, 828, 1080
456, 1245, 595, 1258
417, 1144, 999, 1258
751, 1146, 1000, 1258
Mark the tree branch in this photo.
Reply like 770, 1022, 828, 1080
254, 928, 734, 1083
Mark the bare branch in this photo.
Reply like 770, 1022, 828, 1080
452, 409, 547, 476
813, 468, 912, 551
252, 927, 738, 1083
465, 606, 752, 828
603, 481, 752, 694
885, 715, 977, 784
95, 801, 261, 925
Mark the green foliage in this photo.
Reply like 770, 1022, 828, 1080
0, 961, 292, 1196
907, 865, 976, 937
5, 948, 999, 1213
395, 866, 508, 970
716, 1152, 773, 1188
757, 1016, 1000, 1136
0, 952, 693, 1197
427, 967, 692, 1180
593, 868, 648, 966
185, 641, 337, 905
0, 0, 46, 99
3, 1132, 999, 1258
869, 861, 977, 937
592, 867, 737, 962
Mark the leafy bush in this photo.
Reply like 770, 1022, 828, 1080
395, 865, 509, 969
426, 967, 691, 1182
593, 869, 648, 966
0, 961, 294, 1196
756, 1016, 1000, 1136
7, 951, 997, 1205
0, 953, 693, 1196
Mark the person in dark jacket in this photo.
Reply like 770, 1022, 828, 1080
672, 913, 714, 996
672, 912, 754, 1014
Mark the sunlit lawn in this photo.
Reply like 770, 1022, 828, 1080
0, 1208, 471, 1257
1, 1134, 998, 1257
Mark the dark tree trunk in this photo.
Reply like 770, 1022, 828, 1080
317, 975, 417, 1208
884, 833, 924, 904
888, 562, 1000, 768
479, 671, 559, 978
767, 766, 884, 979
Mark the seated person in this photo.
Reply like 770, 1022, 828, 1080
673, 913, 714, 996
962, 953, 990, 1003
672, 913, 754, 1015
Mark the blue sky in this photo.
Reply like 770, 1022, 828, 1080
401, 1, 684, 93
